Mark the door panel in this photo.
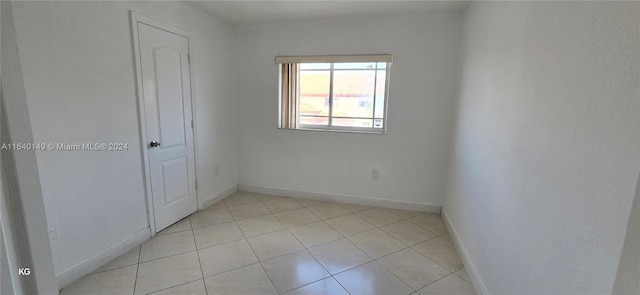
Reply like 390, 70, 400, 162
161, 156, 189, 205
137, 22, 197, 232
154, 46, 187, 149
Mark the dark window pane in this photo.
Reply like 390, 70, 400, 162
299, 70, 330, 116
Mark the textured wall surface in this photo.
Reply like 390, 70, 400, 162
445, 2, 640, 294
236, 12, 462, 206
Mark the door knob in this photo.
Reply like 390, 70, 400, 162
149, 140, 161, 148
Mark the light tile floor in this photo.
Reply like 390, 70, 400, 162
61, 192, 476, 295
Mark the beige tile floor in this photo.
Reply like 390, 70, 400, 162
61, 192, 476, 295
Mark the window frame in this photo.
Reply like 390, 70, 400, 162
277, 55, 392, 134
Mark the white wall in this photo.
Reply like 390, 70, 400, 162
2, 1, 59, 292
236, 12, 462, 207
12, 1, 238, 277
613, 173, 640, 295
445, 2, 640, 294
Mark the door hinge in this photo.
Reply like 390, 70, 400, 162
191, 120, 194, 129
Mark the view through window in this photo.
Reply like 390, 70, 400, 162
277, 55, 391, 133
299, 62, 388, 130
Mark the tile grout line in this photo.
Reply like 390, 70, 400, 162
84, 258, 140, 276
322, 213, 376, 238
272, 211, 317, 230
137, 229, 213, 266
144, 278, 202, 295
261, 197, 305, 215
454, 273, 472, 284
155, 227, 191, 237
190, 227, 208, 295
324, 227, 415, 291
336, 211, 453, 293
409, 238, 464, 273
189, 218, 211, 295
135, 229, 202, 293
230, 196, 281, 295
307, 249, 372, 277
343, 231, 417, 292
269, 218, 339, 289
258, 242, 333, 294
354, 209, 404, 227
222, 194, 464, 293
275, 275, 331, 295
85, 193, 462, 295
331, 274, 354, 295
375, 253, 445, 293
256, 258, 279, 292
199, 199, 451, 276
361, 209, 461, 276
135, 217, 456, 293
242, 228, 287, 240
415, 272, 466, 293
192, 219, 238, 232
289, 220, 344, 248
303, 238, 374, 291
88, 264, 138, 276
138, 248, 198, 265
248, 196, 337, 294
156, 215, 192, 236
201, 261, 262, 281
132, 246, 141, 295
453, 268, 472, 283
194, 233, 245, 252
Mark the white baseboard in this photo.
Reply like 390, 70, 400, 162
441, 208, 489, 295
200, 183, 238, 210
56, 228, 151, 290
238, 183, 441, 213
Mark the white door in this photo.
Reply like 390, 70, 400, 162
137, 21, 197, 232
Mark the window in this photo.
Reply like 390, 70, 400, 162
276, 55, 392, 133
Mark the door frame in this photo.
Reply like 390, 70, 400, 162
130, 11, 199, 236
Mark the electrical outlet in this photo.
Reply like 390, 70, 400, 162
214, 164, 220, 176
48, 222, 58, 240
371, 169, 380, 180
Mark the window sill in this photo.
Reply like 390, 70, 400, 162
278, 127, 387, 135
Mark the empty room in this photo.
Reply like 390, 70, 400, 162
1, 0, 638, 294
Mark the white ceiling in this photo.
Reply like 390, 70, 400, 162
186, 1, 469, 25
